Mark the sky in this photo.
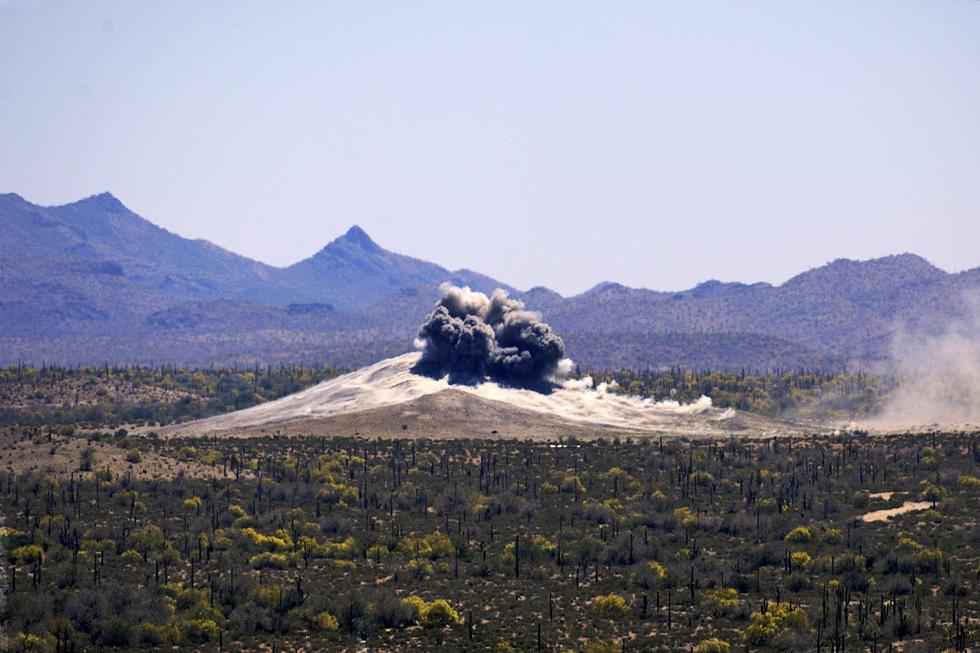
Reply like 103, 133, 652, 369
1, 1, 978, 296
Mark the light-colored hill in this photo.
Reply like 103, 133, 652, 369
170, 353, 815, 439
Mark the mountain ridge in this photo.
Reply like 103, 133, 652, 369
3, 192, 967, 296
1, 192, 976, 370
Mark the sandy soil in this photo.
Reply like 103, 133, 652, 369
860, 501, 932, 522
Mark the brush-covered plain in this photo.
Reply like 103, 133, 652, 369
1, 427, 978, 652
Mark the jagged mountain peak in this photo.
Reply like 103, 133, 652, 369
318, 224, 383, 256
67, 192, 127, 212
290, 223, 510, 311
341, 224, 382, 252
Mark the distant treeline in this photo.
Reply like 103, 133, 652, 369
578, 368, 896, 420
0, 363, 343, 428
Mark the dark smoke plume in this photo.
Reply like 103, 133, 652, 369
413, 284, 567, 385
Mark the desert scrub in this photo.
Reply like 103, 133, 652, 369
399, 595, 460, 627
11, 544, 43, 564
504, 534, 556, 562
590, 594, 630, 618
920, 482, 946, 502
137, 622, 181, 646
179, 618, 219, 644
1, 431, 977, 652
241, 526, 293, 551
695, 638, 732, 653
743, 602, 812, 646
249, 551, 291, 569
822, 527, 843, 544
633, 560, 668, 589
402, 558, 434, 579
10, 633, 57, 653
423, 599, 461, 628
703, 588, 740, 616
783, 526, 812, 543
957, 474, 980, 488
789, 550, 812, 570
314, 611, 340, 631
673, 506, 697, 527
397, 531, 454, 559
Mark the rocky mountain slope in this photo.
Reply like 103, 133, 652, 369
1, 192, 976, 370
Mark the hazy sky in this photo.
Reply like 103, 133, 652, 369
1, 1, 977, 295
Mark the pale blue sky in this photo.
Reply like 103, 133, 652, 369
1, 1, 977, 295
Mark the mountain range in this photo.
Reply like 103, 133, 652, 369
1, 192, 976, 371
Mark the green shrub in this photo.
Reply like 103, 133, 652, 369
958, 475, 980, 488
138, 622, 181, 646
11, 544, 43, 564
401, 595, 428, 622
590, 594, 630, 618
823, 527, 843, 544
402, 558, 433, 579
695, 638, 732, 653
784, 526, 812, 543
743, 602, 812, 646
703, 588, 739, 616
423, 599, 461, 628
398, 595, 460, 628
180, 618, 219, 644
10, 633, 56, 653
633, 560, 669, 589
789, 551, 812, 570
249, 551, 291, 569
314, 611, 340, 632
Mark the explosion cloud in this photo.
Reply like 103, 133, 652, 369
413, 284, 568, 385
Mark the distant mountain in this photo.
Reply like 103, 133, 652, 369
0, 191, 274, 300
282, 225, 513, 310
543, 255, 978, 363
562, 332, 844, 372
0, 192, 508, 330
1, 192, 976, 370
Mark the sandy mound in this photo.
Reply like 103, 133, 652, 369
171, 353, 815, 439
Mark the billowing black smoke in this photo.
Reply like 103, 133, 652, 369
413, 284, 567, 385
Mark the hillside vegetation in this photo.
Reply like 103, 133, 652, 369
581, 369, 894, 422
1, 430, 977, 651
0, 364, 341, 428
